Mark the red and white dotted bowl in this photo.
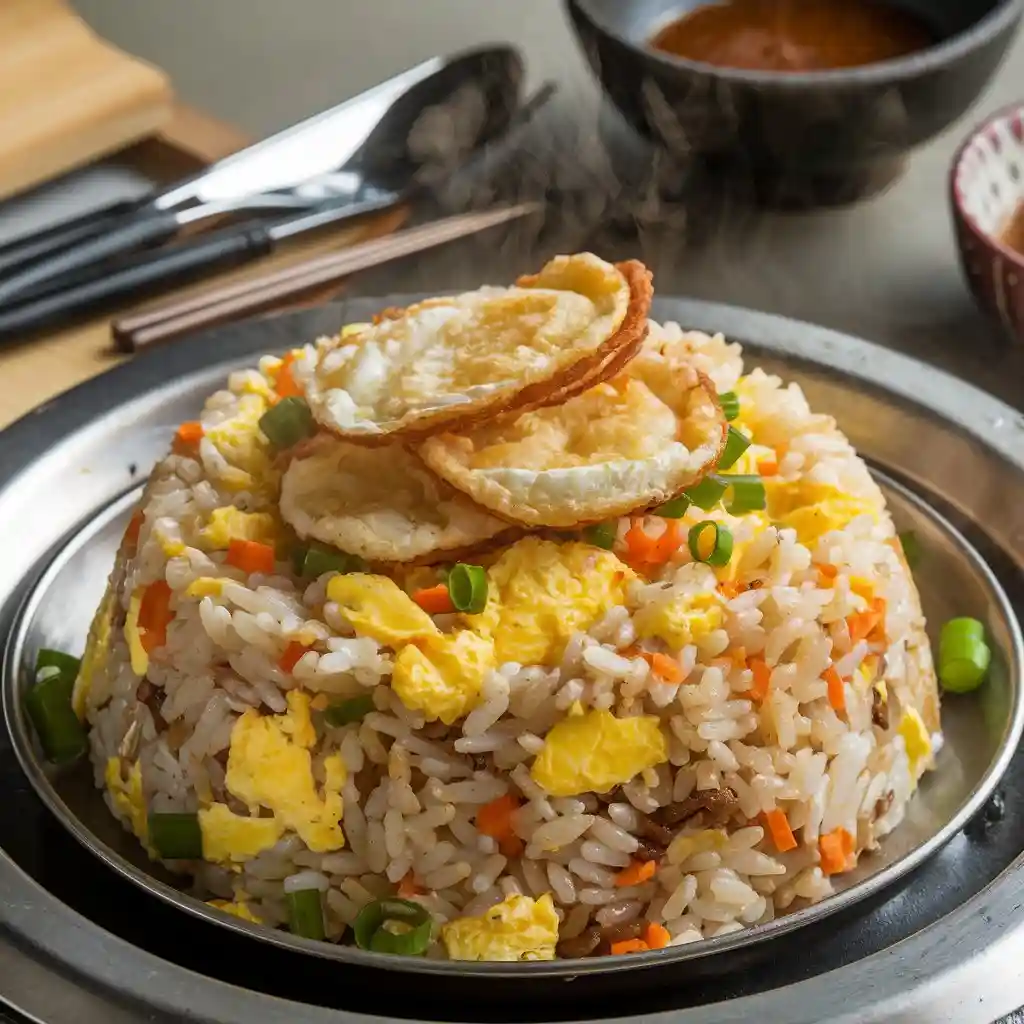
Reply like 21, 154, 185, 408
951, 101, 1024, 344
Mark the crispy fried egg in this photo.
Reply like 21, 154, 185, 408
304, 254, 650, 443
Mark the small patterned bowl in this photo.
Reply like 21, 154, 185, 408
951, 101, 1024, 344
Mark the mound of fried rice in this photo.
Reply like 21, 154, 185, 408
76, 321, 939, 961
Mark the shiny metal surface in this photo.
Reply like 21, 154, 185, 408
2, 298, 1024, 1021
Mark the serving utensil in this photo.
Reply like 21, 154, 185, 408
0, 45, 523, 302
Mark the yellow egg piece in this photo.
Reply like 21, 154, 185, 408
468, 538, 632, 666
185, 577, 233, 599
391, 630, 495, 724
206, 393, 277, 493
898, 707, 932, 779
326, 573, 439, 646
206, 898, 263, 924
666, 828, 729, 865
198, 803, 285, 863
225, 691, 346, 853
124, 588, 149, 677
766, 481, 879, 547
531, 708, 667, 797
633, 591, 723, 651
198, 507, 278, 551
441, 894, 559, 961
104, 758, 149, 846
73, 582, 115, 718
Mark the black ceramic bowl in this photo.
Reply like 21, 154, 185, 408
565, 0, 1024, 207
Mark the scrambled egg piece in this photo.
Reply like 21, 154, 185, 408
186, 577, 233, 599
206, 393, 277, 493
767, 481, 879, 547
206, 899, 263, 923
898, 707, 932, 779
198, 507, 278, 551
531, 708, 667, 797
198, 803, 285, 863
124, 588, 149, 677
326, 573, 439, 646
469, 539, 632, 665
73, 582, 115, 718
225, 691, 346, 853
104, 758, 149, 845
392, 630, 494, 724
441, 894, 559, 961
667, 828, 729, 865
633, 592, 723, 650
154, 524, 186, 558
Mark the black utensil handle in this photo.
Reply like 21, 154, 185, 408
0, 223, 275, 341
0, 195, 155, 278
0, 208, 182, 307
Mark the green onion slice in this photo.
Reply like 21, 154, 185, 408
291, 543, 310, 577
687, 521, 734, 567
938, 617, 991, 694
898, 530, 921, 570
324, 694, 375, 727
25, 672, 87, 765
301, 543, 363, 579
354, 898, 432, 955
583, 521, 617, 549
721, 475, 767, 514
717, 426, 751, 472
655, 496, 690, 519
683, 475, 727, 511
447, 563, 488, 614
718, 392, 740, 422
258, 396, 315, 449
148, 811, 203, 860
35, 648, 82, 680
287, 888, 326, 941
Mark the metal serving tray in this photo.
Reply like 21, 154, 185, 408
1, 297, 1024, 1023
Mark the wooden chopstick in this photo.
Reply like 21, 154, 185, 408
111, 202, 541, 352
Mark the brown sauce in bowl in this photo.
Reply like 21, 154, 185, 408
650, 0, 934, 72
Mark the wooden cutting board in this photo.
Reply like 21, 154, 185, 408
0, 0, 173, 202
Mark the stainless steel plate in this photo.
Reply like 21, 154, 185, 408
2, 298, 1024, 1022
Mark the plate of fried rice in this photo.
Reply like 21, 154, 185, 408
5, 255, 1021, 973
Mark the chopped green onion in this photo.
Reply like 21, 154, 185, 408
717, 426, 751, 472
291, 543, 309, 577
898, 530, 921, 570
287, 888, 326, 940
354, 898, 432, 955
258, 396, 314, 449
25, 672, 87, 764
687, 521, 734, 567
718, 392, 740, 422
684, 475, 727, 511
148, 812, 203, 860
583, 521, 617, 549
324, 694, 375, 727
35, 648, 82, 680
447, 563, 488, 614
300, 543, 363, 579
722, 475, 767, 514
655, 496, 690, 519
938, 617, 991, 693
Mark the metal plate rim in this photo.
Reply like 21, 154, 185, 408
2, 296, 1024, 1022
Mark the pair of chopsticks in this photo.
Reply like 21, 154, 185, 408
111, 201, 542, 352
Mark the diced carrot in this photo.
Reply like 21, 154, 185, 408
819, 828, 855, 875
747, 657, 771, 702
476, 793, 520, 843
816, 563, 838, 580
846, 597, 886, 644
610, 938, 649, 955
624, 518, 660, 566
411, 584, 455, 615
279, 641, 309, 673
763, 809, 798, 853
275, 352, 303, 398
824, 664, 846, 713
499, 834, 524, 859
397, 872, 421, 898
138, 580, 174, 652
615, 859, 658, 888
226, 539, 276, 575
173, 420, 204, 453
645, 652, 684, 685
757, 459, 779, 477
652, 519, 684, 562
644, 922, 671, 950
718, 580, 745, 599
730, 646, 747, 668
868, 597, 887, 641
123, 509, 144, 548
